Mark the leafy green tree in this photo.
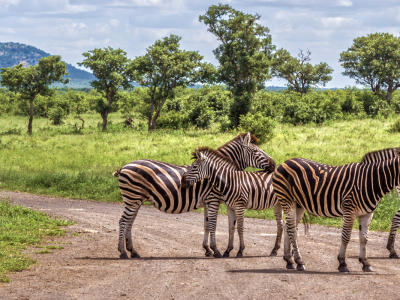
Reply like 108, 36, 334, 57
199, 4, 274, 127
0, 56, 69, 134
131, 34, 215, 131
78, 47, 133, 131
271, 49, 333, 94
339, 33, 400, 104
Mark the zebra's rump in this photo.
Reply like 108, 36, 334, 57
118, 159, 213, 214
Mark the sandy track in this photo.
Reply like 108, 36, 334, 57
1, 190, 400, 300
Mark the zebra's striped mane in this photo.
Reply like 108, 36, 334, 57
191, 147, 240, 170
361, 148, 400, 163
217, 133, 259, 150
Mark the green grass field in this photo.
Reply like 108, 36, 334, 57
0, 113, 400, 231
0, 198, 73, 282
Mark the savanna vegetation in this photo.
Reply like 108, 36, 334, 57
0, 198, 73, 282
1, 5, 400, 279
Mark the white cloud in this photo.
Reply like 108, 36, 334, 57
110, 19, 120, 27
320, 17, 354, 28
337, 0, 353, 6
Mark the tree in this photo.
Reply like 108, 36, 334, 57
0, 55, 69, 135
271, 49, 333, 94
78, 47, 132, 131
131, 34, 215, 131
199, 4, 274, 127
339, 33, 400, 104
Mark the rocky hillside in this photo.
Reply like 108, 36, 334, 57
0, 42, 95, 82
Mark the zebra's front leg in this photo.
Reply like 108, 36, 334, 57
235, 206, 246, 258
207, 201, 223, 258
358, 213, 374, 272
337, 211, 356, 272
284, 204, 305, 271
202, 206, 213, 257
118, 204, 141, 259
387, 210, 400, 258
270, 203, 285, 256
223, 206, 236, 258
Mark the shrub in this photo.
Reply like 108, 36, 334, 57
155, 110, 189, 129
389, 119, 400, 133
239, 112, 276, 143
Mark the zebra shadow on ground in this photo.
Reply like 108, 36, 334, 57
74, 255, 274, 261
227, 269, 394, 275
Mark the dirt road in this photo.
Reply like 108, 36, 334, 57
1, 191, 400, 300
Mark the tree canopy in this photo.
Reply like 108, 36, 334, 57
0, 55, 69, 134
78, 47, 133, 131
271, 49, 333, 94
339, 32, 400, 103
199, 4, 274, 127
131, 34, 215, 131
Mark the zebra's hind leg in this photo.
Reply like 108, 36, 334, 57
207, 201, 223, 258
202, 206, 213, 257
387, 210, 400, 258
270, 203, 285, 256
223, 206, 236, 258
235, 206, 246, 258
118, 203, 141, 259
358, 213, 374, 272
337, 211, 356, 272
283, 204, 305, 271
283, 224, 295, 269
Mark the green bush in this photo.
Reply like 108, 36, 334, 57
155, 110, 189, 129
389, 119, 400, 133
239, 112, 276, 143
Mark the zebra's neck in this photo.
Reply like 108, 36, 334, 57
359, 158, 400, 206
206, 160, 234, 195
218, 142, 244, 170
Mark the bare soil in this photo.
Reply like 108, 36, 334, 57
1, 191, 400, 300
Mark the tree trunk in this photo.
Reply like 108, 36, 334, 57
387, 90, 392, 105
148, 101, 154, 131
149, 97, 168, 131
78, 116, 85, 129
28, 98, 34, 135
102, 111, 108, 131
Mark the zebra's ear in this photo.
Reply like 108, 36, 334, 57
195, 148, 201, 159
244, 132, 251, 146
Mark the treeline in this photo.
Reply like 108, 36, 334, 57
2, 86, 400, 140
2, 4, 400, 137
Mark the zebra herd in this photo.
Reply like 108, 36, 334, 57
114, 132, 400, 272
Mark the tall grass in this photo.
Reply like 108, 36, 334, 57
0, 113, 400, 231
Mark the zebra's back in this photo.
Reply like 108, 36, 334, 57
118, 159, 213, 214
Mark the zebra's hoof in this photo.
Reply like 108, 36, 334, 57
362, 265, 374, 272
223, 252, 230, 258
270, 250, 278, 256
286, 263, 296, 270
389, 253, 399, 259
205, 251, 214, 257
131, 252, 141, 259
236, 252, 243, 258
120, 253, 130, 259
338, 265, 349, 272
297, 264, 306, 271
213, 252, 223, 258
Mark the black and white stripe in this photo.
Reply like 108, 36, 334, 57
182, 148, 282, 258
115, 133, 276, 259
272, 149, 400, 272
361, 147, 400, 258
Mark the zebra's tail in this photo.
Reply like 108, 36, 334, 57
113, 167, 123, 177
301, 211, 312, 235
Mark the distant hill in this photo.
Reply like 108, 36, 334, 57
0, 42, 95, 87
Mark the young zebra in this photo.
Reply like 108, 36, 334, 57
115, 133, 276, 259
182, 147, 283, 258
272, 148, 400, 272
361, 147, 400, 258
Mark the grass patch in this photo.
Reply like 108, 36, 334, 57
0, 198, 73, 282
0, 114, 399, 231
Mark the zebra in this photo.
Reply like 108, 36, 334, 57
272, 148, 400, 272
182, 147, 284, 258
115, 132, 276, 259
361, 147, 400, 258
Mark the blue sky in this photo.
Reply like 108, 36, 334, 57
1, 0, 400, 88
